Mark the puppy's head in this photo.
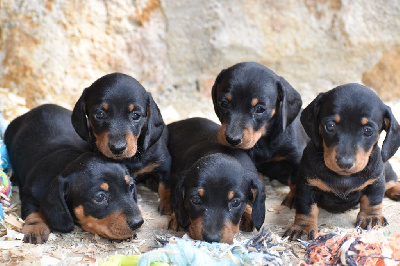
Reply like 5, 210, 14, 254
212, 62, 302, 149
301, 83, 400, 175
72, 73, 164, 160
40, 153, 143, 240
174, 154, 266, 244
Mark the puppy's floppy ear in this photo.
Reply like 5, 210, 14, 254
173, 177, 190, 228
381, 106, 400, 162
71, 88, 90, 141
301, 93, 324, 149
275, 77, 302, 133
141, 92, 165, 151
211, 69, 227, 120
40, 175, 74, 233
248, 174, 266, 231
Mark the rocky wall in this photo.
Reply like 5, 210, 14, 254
1, 0, 399, 121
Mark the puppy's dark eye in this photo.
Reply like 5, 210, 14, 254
95, 110, 105, 120
363, 126, 373, 136
93, 192, 108, 204
231, 198, 241, 208
219, 99, 229, 109
325, 122, 336, 132
255, 106, 266, 114
130, 113, 141, 121
191, 195, 202, 205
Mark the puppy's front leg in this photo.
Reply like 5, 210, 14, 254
283, 183, 318, 241
356, 178, 387, 229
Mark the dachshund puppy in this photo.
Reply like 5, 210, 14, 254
5, 104, 143, 244
284, 83, 400, 241
167, 117, 266, 244
71, 73, 172, 214
211, 62, 308, 207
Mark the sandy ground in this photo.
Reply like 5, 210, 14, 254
1, 88, 400, 265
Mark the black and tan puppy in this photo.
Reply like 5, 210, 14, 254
5, 104, 143, 244
284, 83, 400, 241
167, 118, 266, 244
71, 73, 172, 214
211, 62, 308, 206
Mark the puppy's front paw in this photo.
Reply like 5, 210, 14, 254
22, 212, 51, 244
158, 199, 172, 215
356, 212, 388, 230
240, 204, 254, 232
283, 223, 317, 241
158, 183, 172, 215
385, 182, 400, 201
168, 212, 183, 231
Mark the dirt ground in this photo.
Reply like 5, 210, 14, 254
1, 89, 400, 265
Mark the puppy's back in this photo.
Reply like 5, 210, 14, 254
5, 104, 87, 187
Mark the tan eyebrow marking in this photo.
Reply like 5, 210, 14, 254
129, 104, 135, 112
334, 115, 341, 123
102, 103, 108, 110
198, 188, 204, 197
251, 98, 259, 107
362, 117, 368, 125
100, 183, 109, 191
228, 191, 235, 200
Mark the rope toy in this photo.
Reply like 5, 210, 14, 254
301, 228, 400, 265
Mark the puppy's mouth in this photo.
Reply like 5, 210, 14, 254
94, 132, 138, 160
218, 124, 266, 150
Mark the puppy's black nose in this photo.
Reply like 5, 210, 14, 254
203, 233, 222, 243
337, 157, 354, 169
226, 135, 242, 146
110, 143, 126, 155
128, 217, 144, 231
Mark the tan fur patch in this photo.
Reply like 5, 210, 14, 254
270, 108, 276, 118
323, 140, 375, 175
129, 104, 135, 112
384, 118, 390, 131
220, 221, 239, 244
125, 175, 130, 184
251, 98, 259, 107
240, 204, 253, 231
361, 117, 368, 125
102, 103, 108, 111
74, 205, 138, 240
308, 177, 377, 194
158, 182, 172, 215
100, 183, 109, 191
293, 204, 319, 231
218, 123, 267, 149
133, 163, 159, 177
228, 191, 234, 200
359, 195, 382, 216
357, 195, 386, 228
22, 211, 51, 244
188, 217, 204, 241
385, 181, 400, 200
227, 94, 232, 101
198, 188, 205, 197
334, 115, 341, 123
308, 178, 335, 193
272, 156, 286, 162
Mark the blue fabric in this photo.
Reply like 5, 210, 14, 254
138, 238, 268, 266
0, 140, 11, 171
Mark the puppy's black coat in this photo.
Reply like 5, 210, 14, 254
5, 104, 143, 244
284, 84, 400, 241
211, 62, 308, 206
71, 73, 172, 214
167, 117, 266, 244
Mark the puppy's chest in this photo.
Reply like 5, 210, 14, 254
307, 175, 378, 199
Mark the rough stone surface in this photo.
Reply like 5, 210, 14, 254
1, 0, 400, 117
